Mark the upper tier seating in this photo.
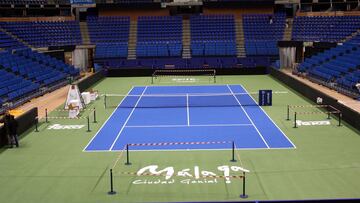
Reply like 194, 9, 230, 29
0, 0, 47, 4
87, 16, 130, 59
292, 16, 360, 42
137, 16, 182, 58
0, 21, 82, 48
87, 16, 130, 44
242, 13, 285, 56
0, 30, 26, 50
190, 15, 236, 57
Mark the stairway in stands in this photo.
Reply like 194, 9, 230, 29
283, 18, 293, 41
341, 28, 360, 43
235, 17, 246, 57
79, 22, 91, 45
127, 20, 137, 60
182, 18, 191, 59
0, 27, 33, 49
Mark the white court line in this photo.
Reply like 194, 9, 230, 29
226, 85, 270, 149
82, 87, 134, 152
125, 123, 253, 128
239, 84, 297, 149
186, 93, 190, 126
109, 86, 148, 151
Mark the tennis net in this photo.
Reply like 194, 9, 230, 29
104, 92, 261, 108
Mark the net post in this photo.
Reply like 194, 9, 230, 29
338, 113, 342, 127
240, 172, 248, 199
286, 105, 290, 120
93, 108, 97, 123
151, 73, 154, 84
230, 141, 236, 162
45, 108, 48, 123
213, 70, 216, 83
35, 118, 39, 132
125, 144, 131, 165
293, 112, 297, 128
107, 169, 116, 195
104, 94, 107, 109
87, 116, 91, 132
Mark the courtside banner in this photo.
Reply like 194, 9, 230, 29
259, 90, 272, 106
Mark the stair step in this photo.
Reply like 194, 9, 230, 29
182, 19, 191, 59
127, 21, 138, 59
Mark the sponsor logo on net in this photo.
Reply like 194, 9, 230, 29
172, 78, 199, 83
295, 120, 331, 126
47, 124, 85, 130
132, 165, 249, 185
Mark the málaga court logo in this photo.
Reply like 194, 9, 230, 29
132, 165, 249, 185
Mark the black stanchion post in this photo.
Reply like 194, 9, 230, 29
286, 105, 290, 120
327, 112, 331, 119
104, 95, 107, 109
45, 108, 48, 123
87, 116, 91, 132
107, 169, 116, 195
231, 141, 236, 162
338, 113, 342, 127
293, 112, 297, 128
93, 108, 97, 123
125, 144, 131, 165
240, 172, 248, 198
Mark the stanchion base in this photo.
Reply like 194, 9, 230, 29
108, 191, 116, 195
125, 162, 132, 165
240, 194, 248, 199
230, 160, 237, 162
87, 130, 91, 132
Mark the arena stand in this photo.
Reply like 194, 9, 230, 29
0, 48, 80, 110
291, 13, 360, 99
295, 42, 360, 98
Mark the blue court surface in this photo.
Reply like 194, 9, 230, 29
84, 85, 295, 151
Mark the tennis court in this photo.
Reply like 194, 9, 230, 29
84, 85, 295, 151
